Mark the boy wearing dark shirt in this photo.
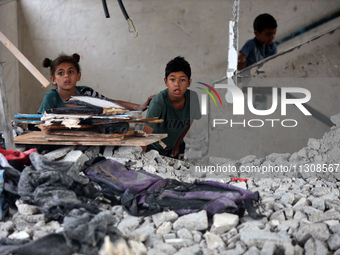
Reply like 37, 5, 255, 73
142, 56, 201, 159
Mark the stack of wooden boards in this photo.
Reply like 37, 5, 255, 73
14, 96, 166, 146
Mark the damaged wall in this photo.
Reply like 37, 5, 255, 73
0, 0, 20, 119
206, 22, 340, 159
16, 0, 233, 114
0, 0, 339, 160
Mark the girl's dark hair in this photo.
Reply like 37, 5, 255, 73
253, 13, 277, 33
165, 56, 191, 79
42, 53, 81, 77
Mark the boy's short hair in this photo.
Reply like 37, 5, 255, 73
165, 56, 191, 79
253, 13, 277, 33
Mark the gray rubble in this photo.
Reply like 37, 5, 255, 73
1, 114, 340, 254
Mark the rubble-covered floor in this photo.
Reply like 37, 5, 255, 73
1, 114, 340, 255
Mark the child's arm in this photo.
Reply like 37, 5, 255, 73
107, 95, 155, 111
237, 52, 246, 70
170, 120, 193, 158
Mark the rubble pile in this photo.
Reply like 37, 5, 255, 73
0, 114, 340, 255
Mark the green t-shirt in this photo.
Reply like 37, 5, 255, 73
37, 86, 105, 114
146, 88, 201, 154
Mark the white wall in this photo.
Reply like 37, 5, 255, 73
0, 0, 20, 119
16, 0, 233, 114
1, 0, 339, 160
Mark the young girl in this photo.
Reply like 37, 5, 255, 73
38, 53, 153, 114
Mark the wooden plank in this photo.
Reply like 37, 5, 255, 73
45, 129, 135, 138
0, 30, 50, 87
0, 61, 15, 149
14, 131, 167, 146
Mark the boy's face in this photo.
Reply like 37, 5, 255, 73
50, 62, 81, 91
164, 71, 191, 101
254, 28, 277, 45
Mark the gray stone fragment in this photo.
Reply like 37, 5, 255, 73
8, 231, 30, 239
211, 213, 239, 234
308, 138, 321, 150
156, 222, 172, 236
309, 208, 340, 222
260, 241, 276, 255
328, 234, 340, 251
330, 113, 340, 126
204, 232, 225, 250
295, 223, 330, 245
61, 150, 89, 166
174, 244, 201, 255
304, 238, 329, 255
192, 230, 202, 243
240, 230, 290, 248
117, 215, 142, 234
277, 219, 300, 233
130, 224, 155, 242
312, 186, 332, 197
243, 246, 260, 255
43, 146, 75, 160
270, 210, 285, 222
83, 146, 100, 159
220, 241, 246, 255
15, 200, 40, 215
177, 228, 192, 240
293, 210, 307, 220
152, 211, 178, 228
151, 241, 177, 255
163, 233, 176, 240
173, 210, 208, 231
311, 197, 326, 211
280, 193, 295, 206
103, 146, 115, 158
284, 207, 294, 220
293, 197, 309, 211
164, 238, 194, 249
330, 223, 340, 234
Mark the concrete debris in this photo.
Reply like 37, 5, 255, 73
1, 114, 340, 254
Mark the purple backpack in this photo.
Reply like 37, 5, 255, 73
83, 158, 261, 218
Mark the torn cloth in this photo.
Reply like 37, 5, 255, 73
18, 152, 100, 221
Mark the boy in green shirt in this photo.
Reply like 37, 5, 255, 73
142, 56, 201, 159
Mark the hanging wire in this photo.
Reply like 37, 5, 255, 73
101, 0, 138, 37
117, 0, 138, 38
127, 19, 138, 37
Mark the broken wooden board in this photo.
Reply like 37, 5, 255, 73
14, 131, 167, 146
45, 129, 135, 138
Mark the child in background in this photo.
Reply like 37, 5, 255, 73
38, 53, 153, 114
238, 13, 277, 70
142, 56, 201, 159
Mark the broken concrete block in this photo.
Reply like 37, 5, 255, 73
203, 232, 225, 250
211, 213, 239, 234
173, 210, 208, 231
43, 146, 75, 160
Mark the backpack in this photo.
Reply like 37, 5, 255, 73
83, 158, 261, 218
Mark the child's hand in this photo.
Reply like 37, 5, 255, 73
170, 145, 180, 158
138, 94, 156, 111
237, 52, 246, 70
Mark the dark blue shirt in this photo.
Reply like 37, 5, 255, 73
240, 37, 277, 67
